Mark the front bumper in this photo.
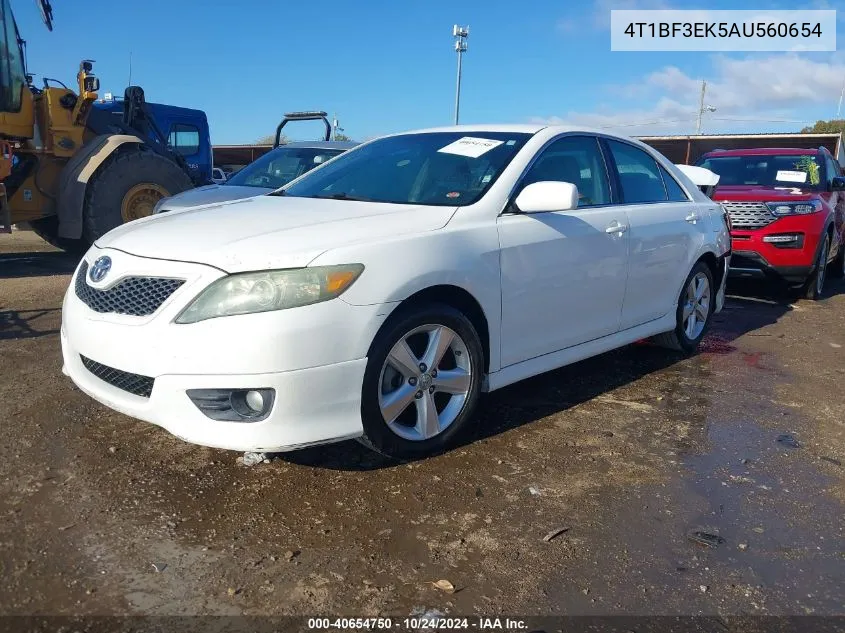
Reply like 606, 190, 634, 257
60, 247, 397, 452
61, 328, 367, 452
726, 213, 825, 285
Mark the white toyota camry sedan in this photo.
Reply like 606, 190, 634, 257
61, 125, 731, 459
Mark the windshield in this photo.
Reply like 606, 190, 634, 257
698, 154, 825, 190
281, 131, 532, 206
226, 146, 346, 189
0, 0, 26, 112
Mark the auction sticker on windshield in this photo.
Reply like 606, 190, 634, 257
438, 137, 504, 158
776, 170, 808, 183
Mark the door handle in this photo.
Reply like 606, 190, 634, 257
685, 212, 699, 224
605, 220, 628, 234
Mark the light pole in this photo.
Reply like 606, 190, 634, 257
696, 80, 717, 135
453, 25, 468, 125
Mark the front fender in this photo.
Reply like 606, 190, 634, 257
57, 134, 143, 239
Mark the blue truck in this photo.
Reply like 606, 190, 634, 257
93, 96, 213, 186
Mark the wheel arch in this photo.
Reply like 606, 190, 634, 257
368, 284, 492, 374
697, 250, 723, 290
56, 134, 144, 239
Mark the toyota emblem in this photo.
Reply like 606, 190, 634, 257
89, 256, 112, 283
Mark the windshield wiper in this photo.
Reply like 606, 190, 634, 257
268, 189, 286, 197
312, 192, 375, 202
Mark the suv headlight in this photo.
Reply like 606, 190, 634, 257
175, 264, 365, 324
766, 200, 822, 216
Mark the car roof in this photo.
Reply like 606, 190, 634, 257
378, 123, 650, 143
281, 141, 359, 150
703, 147, 820, 157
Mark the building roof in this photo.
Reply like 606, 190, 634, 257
635, 132, 844, 165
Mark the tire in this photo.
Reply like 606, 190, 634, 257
357, 303, 484, 460
828, 238, 845, 279
802, 234, 830, 300
651, 261, 715, 354
82, 148, 194, 244
28, 215, 87, 255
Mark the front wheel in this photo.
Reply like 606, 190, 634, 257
803, 234, 829, 300
357, 303, 484, 460
651, 261, 715, 354
82, 148, 194, 244
827, 238, 845, 279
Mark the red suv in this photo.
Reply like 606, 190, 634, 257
696, 147, 845, 299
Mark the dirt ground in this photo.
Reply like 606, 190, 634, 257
1, 229, 843, 623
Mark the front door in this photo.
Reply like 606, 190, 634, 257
498, 135, 629, 367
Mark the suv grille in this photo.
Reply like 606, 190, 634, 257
80, 355, 155, 398
721, 201, 777, 230
75, 261, 185, 317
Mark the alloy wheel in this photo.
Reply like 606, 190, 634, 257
682, 272, 710, 340
378, 324, 473, 442
817, 237, 829, 296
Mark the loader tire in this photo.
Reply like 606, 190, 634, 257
82, 148, 193, 244
29, 216, 87, 255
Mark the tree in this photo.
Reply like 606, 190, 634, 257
800, 120, 845, 135
256, 134, 287, 145
333, 132, 353, 142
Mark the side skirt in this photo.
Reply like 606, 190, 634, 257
483, 312, 676, 393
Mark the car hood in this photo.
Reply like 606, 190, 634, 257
712, 185, 818, 202
157, 184, 272, 211
96, 195, 458, 272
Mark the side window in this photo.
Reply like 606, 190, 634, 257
0, 0, 26, 112
607, 140, 669, 204
168, 124, 200, 156
826, 155, 841, 184
520, 136, 610, 207
658, 165, 690, 202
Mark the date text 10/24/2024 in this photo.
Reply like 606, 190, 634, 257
307, 617, 529, 631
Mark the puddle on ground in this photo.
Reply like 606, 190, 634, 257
543, 347, 844, 615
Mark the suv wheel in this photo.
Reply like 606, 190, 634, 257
803, 234, 830, 300
828, 239, 845, 279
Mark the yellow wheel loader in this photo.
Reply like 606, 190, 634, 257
0, 0, 196, 252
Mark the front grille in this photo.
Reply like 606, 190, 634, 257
722, 201, 777, 230
80, 355, 155, 398
75, 261, 185, 317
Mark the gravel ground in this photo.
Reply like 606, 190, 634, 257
1, 230, 843, 622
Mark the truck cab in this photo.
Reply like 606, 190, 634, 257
93, 98, 212, 185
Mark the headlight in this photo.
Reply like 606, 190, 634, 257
152, 197, 169, 215
175, 264, 365, 324
766, 200, 822, 216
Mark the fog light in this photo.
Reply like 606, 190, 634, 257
763, 234, 800, 243
245, 390, 264, 412
187, 388, 275, 422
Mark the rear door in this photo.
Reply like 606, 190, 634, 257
603, 138, 708, 330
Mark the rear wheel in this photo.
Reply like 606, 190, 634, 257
358, 303, 484, 460
82, 148, 193, 244
651, 261, 715, 354
803, 234, 829, 300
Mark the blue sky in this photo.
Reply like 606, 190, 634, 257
14, 0, 845, 144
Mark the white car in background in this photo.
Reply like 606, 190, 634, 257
153, 141, 359, 214
61, 125, 730, 459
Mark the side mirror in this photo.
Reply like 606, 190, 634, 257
514, 181, 578, 214
830, 176, 845, 191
